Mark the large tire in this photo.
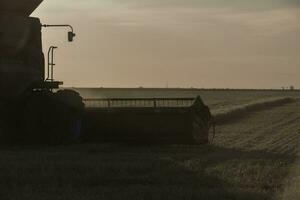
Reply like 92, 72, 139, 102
53, 90, 84, 144
21, 90, 84, 145
21, 90, 59, 144
0, 99, 28, 144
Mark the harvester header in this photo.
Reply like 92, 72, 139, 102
0, 0, 43, 16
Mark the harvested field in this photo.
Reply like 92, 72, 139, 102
212, 97, 295, 124
0, 96, 299, 200
282, 149, 300, 200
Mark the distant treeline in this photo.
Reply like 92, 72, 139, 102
71, 87, 299, 92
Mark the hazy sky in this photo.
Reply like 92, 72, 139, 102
32, 0, 300, 89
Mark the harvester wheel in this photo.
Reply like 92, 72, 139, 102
54, 90, 84, 143
22, 90, 58, 144
21, 90, 84, 145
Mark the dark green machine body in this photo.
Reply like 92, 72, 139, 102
0, 0, 84, 144
0, 0, 213, 145
0, 15, 44, 99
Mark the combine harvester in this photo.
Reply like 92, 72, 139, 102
0, 0, 83, 144
0, 0, 214, 145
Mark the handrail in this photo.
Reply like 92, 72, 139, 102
83, 97, 196, 108
84, 97, 195, 101
46, 46, 58, 81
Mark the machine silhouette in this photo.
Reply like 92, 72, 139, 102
0, 0, 84, 144
0, 0, 214, 145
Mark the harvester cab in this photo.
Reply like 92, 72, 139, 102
0, 0, 84, 144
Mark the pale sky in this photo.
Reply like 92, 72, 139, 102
32, 0, 300, 89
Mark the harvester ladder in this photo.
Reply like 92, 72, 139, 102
46, 46, 58, 82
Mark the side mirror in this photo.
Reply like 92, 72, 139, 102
68, 31, 76, 42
